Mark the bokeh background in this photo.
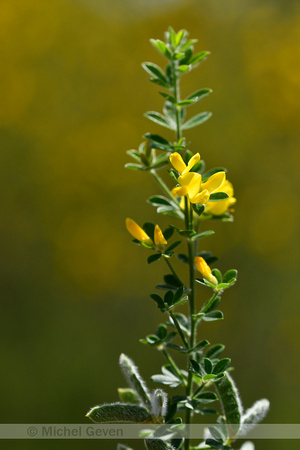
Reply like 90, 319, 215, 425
0, 0, 299, 449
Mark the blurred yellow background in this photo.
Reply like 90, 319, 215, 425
0, 0, 299, 449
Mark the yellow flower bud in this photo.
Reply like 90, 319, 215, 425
125, 218, 153, 245
154, 225, 167, 250
194, 256, 218, 285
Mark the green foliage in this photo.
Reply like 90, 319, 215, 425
87, 26, 269, 450
86, 403, 151, 423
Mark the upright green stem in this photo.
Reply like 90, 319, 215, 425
172, 59, 182, 141
184, 201, 197, 450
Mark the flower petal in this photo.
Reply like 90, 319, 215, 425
126, 218, 153, 245
201, 171, 226, 194
194, 256, 218, 285
183, 152, 200, 174
172, 185, 188, 197
190, 189, 210, 204
178, 172, 202, 199
154, 225, 167, 247
169, 152, 186, 174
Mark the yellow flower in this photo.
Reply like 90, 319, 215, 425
125, 218, 153, 245
154, 224, 167, 250
172, 171, 226, 205
169, 152, 200, 175
205, 180, 236, 216
126, 219, 167, 251
194, 256, 218, 286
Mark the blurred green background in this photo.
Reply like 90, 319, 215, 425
0, 0, 299, 449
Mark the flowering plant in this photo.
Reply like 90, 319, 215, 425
86, 27, 269, 450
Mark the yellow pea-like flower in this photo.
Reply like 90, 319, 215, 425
194, 256, 218, 286
201, 171, 226, 194
126, 218, 153, 245
205, 180, 236, 216
169, 152, 200, 175
154, 224, 167, 250
172, 172, 202, 203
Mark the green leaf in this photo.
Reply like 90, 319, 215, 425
212, 269, 222, 284
192, 204, 205, 216
145, 112, 175, 130
144, 133, 172, 151
152, 366, 183, 388
201, 295, 221, 314
177, 99, 196, 106
204, 438, 223, 449
148, 196, 174, 207
118, 388, 141, 404
164, 290, 174, 307
169, 313, 189, 333
150, 39, 172, 59
147, 254, 162, 264
150, 293, 165, 311
86, 403, 151, 423
178, 229, 196, 238
203, 311, 224, 321
209, 192, 230, 202
206, 344, 225, 360
119, 354, 152, 410
195, 391, 218, 404
125, 163, 144, 171
176, 253, 189, 264
126, 149, 142, 163
142, 62, 168, 84
117, 444, 134, 450
178, 47, 193, 65
202, 357, 213, 374
159, 92, 176, 104
167, 343, 187, 353
173, 285, 184, 302
214, 372, 243, 438
164, 274, 182, 288
242, 399, 270, 427
156, 324, 167, 340
223, 269, 238, 284
165, 240, 182, 253
163, 227, 174, 241
189, 359, 203, 377
187, 88, 212, 102
203, 374, 218, 381
189, 51, 210, 65
177, 64, 190, 73
145, 438, 176, 449
189, 340, 210, 353
143, 222, 155, 241
182, 112, 212, 130
213, 358, 231, 375
149, 78, 170, 89
180, 38, 198, 52
191, 230, 215, 241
